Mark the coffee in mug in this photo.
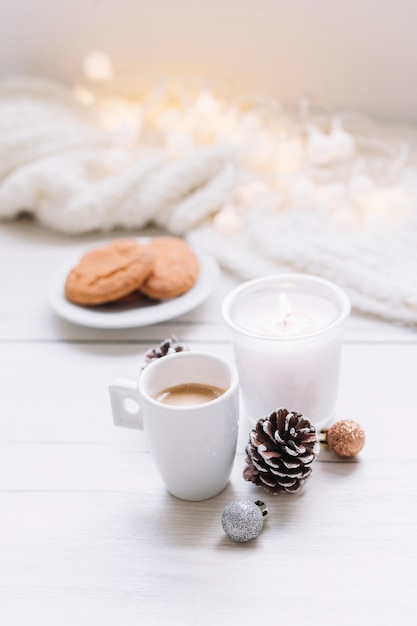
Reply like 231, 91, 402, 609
153, 382, 226, 406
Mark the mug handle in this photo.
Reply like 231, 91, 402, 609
108, 378, 144, 430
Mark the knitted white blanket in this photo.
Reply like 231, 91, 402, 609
1, 77, 417, 324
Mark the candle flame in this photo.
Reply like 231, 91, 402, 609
278, 292, 292, 319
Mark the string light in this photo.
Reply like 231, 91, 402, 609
73, 55, 413, 228
82, 51, 114, 82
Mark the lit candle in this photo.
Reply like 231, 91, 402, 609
257, 292, 317, 336
222, 274, 350, 429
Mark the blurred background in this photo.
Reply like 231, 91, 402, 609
1, 0, 416, 122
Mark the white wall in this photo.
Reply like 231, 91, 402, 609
0, 0, 416, 122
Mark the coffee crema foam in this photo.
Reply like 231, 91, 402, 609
153, 382, 226, 407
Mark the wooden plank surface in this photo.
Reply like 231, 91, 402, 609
0, 219, 416, 625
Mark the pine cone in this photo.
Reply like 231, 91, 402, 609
244, 408, 320, 495
142, 336, 189, 368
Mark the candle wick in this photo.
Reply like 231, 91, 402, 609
278, 312, 291, 333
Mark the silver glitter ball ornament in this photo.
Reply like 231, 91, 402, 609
222, 500, 267, 542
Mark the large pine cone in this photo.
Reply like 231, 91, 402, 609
244, 408, 320, 495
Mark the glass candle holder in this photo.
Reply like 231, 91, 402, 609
222, 273, 351, 430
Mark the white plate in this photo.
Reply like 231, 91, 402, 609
47, 240, 220, 328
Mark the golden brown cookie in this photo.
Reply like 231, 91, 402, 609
139, 237, 200, 300
64, 239, 153, 305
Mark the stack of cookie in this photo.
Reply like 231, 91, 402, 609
64, 237, 200, 306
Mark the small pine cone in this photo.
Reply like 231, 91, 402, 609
244, 408, 320, 495
142, 336, 189, 368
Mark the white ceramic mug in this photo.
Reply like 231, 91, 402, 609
109, 351, 239, 501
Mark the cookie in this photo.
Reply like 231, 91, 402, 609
65, 239, 153, 305
139, 237, 200, 300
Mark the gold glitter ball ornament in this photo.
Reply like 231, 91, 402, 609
323, 420, 365, 458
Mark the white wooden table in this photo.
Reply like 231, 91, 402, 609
1, 218, 416, 626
